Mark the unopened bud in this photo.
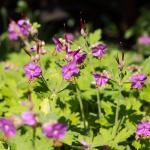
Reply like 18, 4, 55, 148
35, 54, 40, 61
41, 41, 45, 46
31, 56, 35, 62
40, 48, 47, 55
80, 18, 87, 37
80, 28, 87, 37
11, 115, 23, 127
53, 139, 63, 147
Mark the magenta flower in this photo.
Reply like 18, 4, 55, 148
42, 122, 68, 139
136, 121, 150, 139
8, 21, 20, 40
0, 118, 16, 138
65, 49, 86, 64
21, 112, 37, 126
30, 45, 37, 52
8, 19, 31, 40
91, 43, 107, 58
24, 62, 42, 80
64, 33, 74, 43
130, 73, 147, 89
138, 35, 150, 45
62, 62, 80, 80
53, 37, 64, 52
93, 71, 109, 86
17, 19, 31, 36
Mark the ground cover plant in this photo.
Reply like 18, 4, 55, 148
0, 18, 150, 150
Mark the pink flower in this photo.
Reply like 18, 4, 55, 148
92, 44, 107, 58
65, 49, 86, 64
21, 112, 37, 126
42, 122, 68, 139
138, 35, 150, 45
24, 62, 42, 80
130, 73, 147, 89
8, 21, 20, 40
53, 37, 66, 52
17, 19, 31, 36
0, 118, 16, 138
93, 71, 109, 86
62, 62, 80, 80
64, 33, 74, 43
8, 19, 31, 40
136, 121, 150, 139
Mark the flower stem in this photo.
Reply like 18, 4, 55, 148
83, 37, 95, 73
96, 87, 101, 119
32, 128, 36, 150
114, 85, 122, 137
115, 98, 120, 128
76, 84, 86, 130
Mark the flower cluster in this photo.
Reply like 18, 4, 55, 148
8, 21, 20, 40
21, 112, 66, 140
3, 62, 18, 71
128, 65, 142, 72
6, 16, 150, 149
20, 111, 68, 140
30, 40, 47, 54
17, 19, 31, 36
53, 33, 74, 52
8, 19, 32, 40
136, 121, 150, 139
29, 40, 47, 63
65, 49, 86, 64
53, 33, 87, 80
0, 114, 68, 141
53, 37, 66, 52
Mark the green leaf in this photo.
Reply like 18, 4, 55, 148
142, 56, 150, 74
124, 29, 134, 39
32, 22, 41, 29
140, 86, 150, 103
0, 142, 5, 150
88, 29, 102, 45
62, 131, 74, 146
113, 121, 135, 146
92, 128, 112, 147
132, 141, 141, 149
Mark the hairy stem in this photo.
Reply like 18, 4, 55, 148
115, 98, 120, 127
32, 128, 36, 150
96, 87, 101, 119
114, 85, 122, 137
76, 84, 86, 130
